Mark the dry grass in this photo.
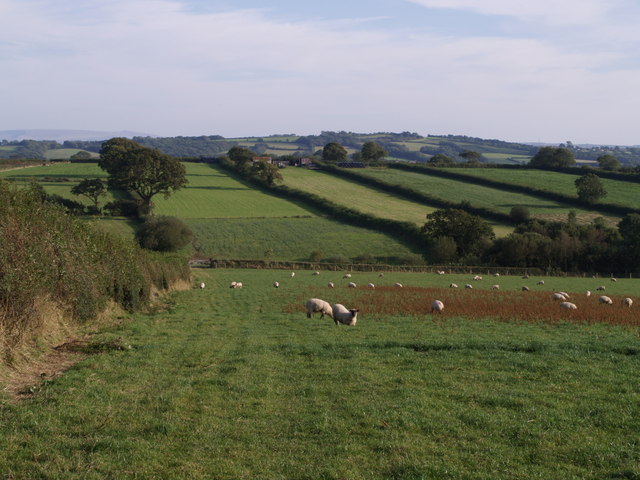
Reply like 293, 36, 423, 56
286, 286, 638, 328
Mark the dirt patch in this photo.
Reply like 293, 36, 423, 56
1, 339, 87, 401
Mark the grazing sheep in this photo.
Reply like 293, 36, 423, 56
343, 273, 352, 279
552, 292, 567, 301
537, 280, 545, 285
332, 304, 359, 326
522, 274, 530, 279
199, 282, 205, 289
610, 277, 617, 282
585, 290, 591, 297
598, 295, 613, 305
378, 273, 384, 278
623, 297, 633, 308
473, 275, 483, 281
273, 281, 279, 288
348, 282, 357, 288
291, 272, 295, 277
491, 285, 500, 290
450, 283, 458, 289
229, 281, 237, 288
560, 301, 577, 310
521, 286, 530, 291
465, 284, 473, 289
394, 282, 403, 287
235, 282, 243, 288
313, 271, 320, 276
558, 291, 570, 298
306, 298, 333, 319
431, 300, 444, 313
437, 270, 445, 275
596, 286, 606, 291
367, 283, 375, 288
327, 282, 335, 288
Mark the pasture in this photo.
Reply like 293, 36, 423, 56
1, 269, 638, 479
359, 167, 622, 226
446, 167, 640, 210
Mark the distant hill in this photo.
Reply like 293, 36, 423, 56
0, 129, 152, 142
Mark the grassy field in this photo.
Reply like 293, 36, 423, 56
280, 167, 439, 226
1, 269, 638, 479
153, 163, 314, 219
188, 217, 417, 262
447, 168, 640, 210
359, 167, 622, 226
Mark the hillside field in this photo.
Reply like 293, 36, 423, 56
1, 269, 638, 479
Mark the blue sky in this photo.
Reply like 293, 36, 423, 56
2, 0, 640, 144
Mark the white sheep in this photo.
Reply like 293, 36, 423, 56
465, 284, 473, 289
348, 282, 357, 288
437, 270, 445, 275
473, 275, 483, 281
494, 273, 500, 277
378, 273, 384, 278
623, 297, 633, 308
537, 280, 545, 285
332, 304, 359, 326
367, 283, 375, 288
450, 283, 458, 289
521, 286, 530, 291
610, 277, 617, 282
596, 286, 606, 291
199, 282, 205, 289
273, 281, 279, 288
491, 284, 500, 290
431, 300, 444, 314
585, 290, 591, 297
343, 273, 352, 279
327, 282, 335, 288
598, 295, 613, 305
234, 282, 243, 288
522, 274, 530, 279
394, 282, 403, 288
313, 271, 320, 276
229, 281, 237, 288
552, 292, 567, 301
559, 301, 577, 310
558, 291, 570, 298
291, 272, 295, 277
305, 298, 333, 319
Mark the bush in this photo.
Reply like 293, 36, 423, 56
104, 199, 140, 218
510, 206, 531, 224
136, 216, 194, 252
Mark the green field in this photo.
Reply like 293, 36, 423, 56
153, 163, 314, 219
447, 167, 640, 210
1, 269, 638, 479
188, 217, 417, 262
359, 167, 622, 226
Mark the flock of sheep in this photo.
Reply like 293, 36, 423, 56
200, 270, 634, 325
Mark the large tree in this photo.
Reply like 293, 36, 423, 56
360, 141, 387, 163
98, 138, 187, 214
422, 208, 495, 258
227, 146, 255, 170
250, 159, 283, 186
322, 142, 348, 163
529, 146, 576, 168
575, 173, 607, 204
597, 153, 621, 171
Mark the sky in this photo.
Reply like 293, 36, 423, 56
2, 0, 640, 145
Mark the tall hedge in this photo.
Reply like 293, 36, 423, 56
0, 180, 190, 363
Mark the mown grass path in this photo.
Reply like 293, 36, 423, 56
1, 270, 639, 479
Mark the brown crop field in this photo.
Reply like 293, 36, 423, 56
286, 286, 638, 328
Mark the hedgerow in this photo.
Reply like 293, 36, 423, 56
0, 180, 190, 364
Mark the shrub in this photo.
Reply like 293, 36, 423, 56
136, 216, 194, 252
510, 205, 531, 224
